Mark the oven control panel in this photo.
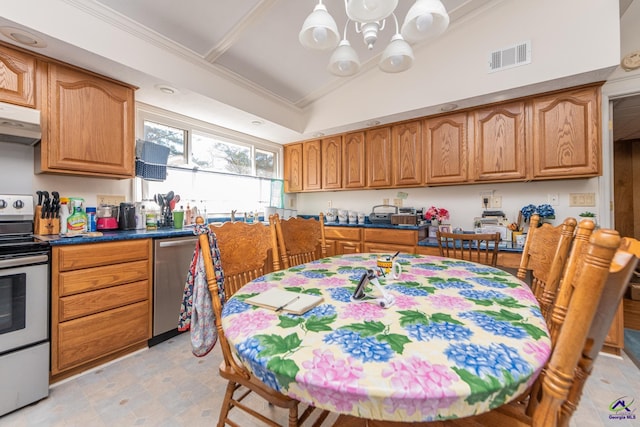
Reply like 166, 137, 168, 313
0, 195, 34, 217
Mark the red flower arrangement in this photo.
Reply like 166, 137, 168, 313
425, 206, 449, 223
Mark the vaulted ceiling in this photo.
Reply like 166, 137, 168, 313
0, 0, 638, 143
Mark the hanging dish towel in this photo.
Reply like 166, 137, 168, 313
178, 222, 225, 357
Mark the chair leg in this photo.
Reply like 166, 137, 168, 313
218, 380, 237, 427
288, 404, 299, 427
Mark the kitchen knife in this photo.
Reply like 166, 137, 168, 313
36, 190, 43, 206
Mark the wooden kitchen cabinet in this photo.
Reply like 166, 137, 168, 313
392, 120, 422, 186
322, 135, 342, 190
38, 61, 135, 178
424, 112, 469, 185
0, 43, 37, 108
366, 127, 392, 188
531, 85, 601, 179
343, 131, 366, 188
51, 239, 153, 382
284, 143, 303, 192
471, 101, 528, 182
303, 140, 322, 191
363, 227, 426, 254
325, 227, 362, 256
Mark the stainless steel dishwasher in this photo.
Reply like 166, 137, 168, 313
150, 235, 198, 346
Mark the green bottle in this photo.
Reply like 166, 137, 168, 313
67, 198, 87, 233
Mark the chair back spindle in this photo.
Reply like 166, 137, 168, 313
436, 231, 501, 267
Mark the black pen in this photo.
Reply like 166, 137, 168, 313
392, 251, 400, 259
275, 296, 300, 312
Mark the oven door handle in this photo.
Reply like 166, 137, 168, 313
0, 254, 49, 269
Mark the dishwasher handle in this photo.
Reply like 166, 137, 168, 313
157, 238, 197, 248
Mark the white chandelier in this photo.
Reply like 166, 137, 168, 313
299, 0, 450, 76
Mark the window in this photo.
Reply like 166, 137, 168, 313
135, 104, 282, 218
142, 120, 186, 165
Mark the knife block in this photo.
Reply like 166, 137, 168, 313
34, 206, 60, 235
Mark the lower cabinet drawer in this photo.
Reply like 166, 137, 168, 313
58, 260, 149, 296
56, 301, 150, 372
58, 280, 149, 321
364, 228, 417, 246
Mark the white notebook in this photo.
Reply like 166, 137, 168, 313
245, 288, 323, 315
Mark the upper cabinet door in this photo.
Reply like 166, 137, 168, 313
392, 120, 422, 186
303, 140, 322, 191
424, 113, 468, 184
366, 127, 392, 188
471, 102, 527, 182
343, 131, 366, 188
0, 44, 37, 108
322, 135, 342, 190
531, 86, 601, 178
43, 63, 134, 178
284, 143, 303, 192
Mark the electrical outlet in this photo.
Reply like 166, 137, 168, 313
96, 194, 126, 205
548, 193, 559, 206
492, 196, 502, 208
481, 195, 491, 209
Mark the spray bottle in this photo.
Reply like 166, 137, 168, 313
67, 197, 88, 233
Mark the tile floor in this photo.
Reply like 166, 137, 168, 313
1, 332, 639, 427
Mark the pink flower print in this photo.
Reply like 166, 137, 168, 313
381, 356, 459, 416
300, 349, 366, 412
523, 340, 551, 366
321, 276, 351, 287
429, 294, 473, 311
394, 294, 420, 309
242, 282, 275, 293
341, 301, 386, 320
510, 286, 538, 303
224, 310, 275, 339
280, 276, 313, 287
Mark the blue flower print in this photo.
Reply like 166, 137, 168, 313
459, 289, 508, 301
432, 280, 473, 290
445, 342, 530, 380
236, 337, 279, 390
328, 287, 354, 303
406, 322, 473, 342
466, 266, 498, 275
324, 329, 394, 362
302, 304, 336, 318
221, 298, 251, 316
470, 277, 509, 289
386, 284, 431, 296
460, 312, 526, 339
301, 270, 330, 279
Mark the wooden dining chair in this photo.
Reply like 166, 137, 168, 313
208, 217, 281, 296
517, 215, 579, 322
555, 236, 640, 427
436, 231, 501, 267
272, 213, 327, 269
197, 217, 329, 427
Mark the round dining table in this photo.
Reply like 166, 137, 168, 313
220, 253, 551, 422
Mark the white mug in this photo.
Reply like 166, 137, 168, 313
357, 212, 366, 224
348, 211, 357, 224
338, 209, 348, 224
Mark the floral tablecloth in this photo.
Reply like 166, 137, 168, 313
220, 253, 551, 422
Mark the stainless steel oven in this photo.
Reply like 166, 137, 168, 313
0, 195, 50, 416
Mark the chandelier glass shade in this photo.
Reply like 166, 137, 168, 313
299, 0, 449, 76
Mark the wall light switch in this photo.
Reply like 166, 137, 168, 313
492, 196, 502, 208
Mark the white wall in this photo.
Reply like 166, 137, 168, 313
295, 178, 599, 231
0, 144, 132, 206
305, 0, 621, 135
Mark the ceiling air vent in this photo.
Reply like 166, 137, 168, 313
488, 41, 531, 73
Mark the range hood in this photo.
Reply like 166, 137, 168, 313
0, 102, 41, 146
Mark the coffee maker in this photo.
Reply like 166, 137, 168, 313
118, 202, 137, 230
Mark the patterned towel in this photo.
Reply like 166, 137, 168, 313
178, 223, 225, 357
